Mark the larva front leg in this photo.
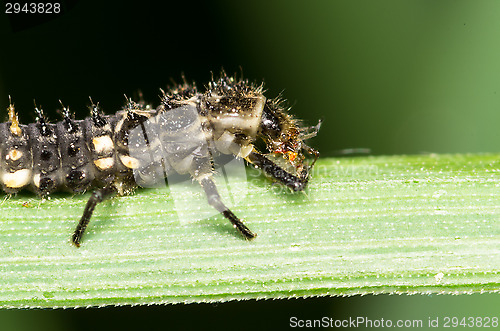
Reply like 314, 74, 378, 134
247, 151, 309, 192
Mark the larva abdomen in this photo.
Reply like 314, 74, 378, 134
0, 110, 127, 196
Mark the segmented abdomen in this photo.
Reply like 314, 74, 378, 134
0, 114, 127, 196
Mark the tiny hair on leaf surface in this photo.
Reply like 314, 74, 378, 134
0, 154, 499, 308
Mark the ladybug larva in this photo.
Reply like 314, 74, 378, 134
1, 72, 320, 247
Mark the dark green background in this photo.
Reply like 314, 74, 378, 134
1, 0, 499, 329
2, 0, 500, 156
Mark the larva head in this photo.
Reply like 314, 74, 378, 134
258, 97, 321, 178
204, 72, 320, 177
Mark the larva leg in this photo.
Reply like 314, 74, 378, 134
247, 151, 309, 192
199, 177, 256, 240
72, 185, 116, 247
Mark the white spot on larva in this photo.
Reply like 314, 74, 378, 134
238, 144, 253, 158
92, 136, 114, 154
119, 155, 140, 169
6, 149, 22, 161
33, 173, 41, 188
2, 169, 31, 188
94, 157, 115, 170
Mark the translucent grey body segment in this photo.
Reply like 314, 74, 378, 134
128, 104, 246, 188
129, 104, 210, 186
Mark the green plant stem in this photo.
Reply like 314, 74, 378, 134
0, 154, 499, 308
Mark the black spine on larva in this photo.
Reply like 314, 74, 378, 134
0, 122, 33, 193
91, 103, 106, 128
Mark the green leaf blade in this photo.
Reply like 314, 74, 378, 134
1, 154, 499, 308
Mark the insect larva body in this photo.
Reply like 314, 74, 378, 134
1, 72, 320, 246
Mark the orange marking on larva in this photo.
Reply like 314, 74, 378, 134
287, 151, 297, 162
7, 149, 22, 161
7, 99, 22, 137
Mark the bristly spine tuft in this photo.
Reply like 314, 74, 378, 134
160, 75, 198, 110
207, 70, 264, 98
89, 97, 106, 128
34, 102, 52, 136
7, 96, 22, 136
59, 100, 78, 134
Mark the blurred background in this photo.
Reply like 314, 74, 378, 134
1, 0, 499, 329
2, 0, 500, 156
